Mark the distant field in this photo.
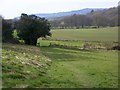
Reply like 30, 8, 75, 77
50, 27, 118, 42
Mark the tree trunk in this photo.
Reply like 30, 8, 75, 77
25, 38, 37, 46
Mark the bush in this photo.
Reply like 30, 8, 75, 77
2, 19, 13, 42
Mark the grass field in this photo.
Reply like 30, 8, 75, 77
2, 27, 119, 88
49, 27, 118, 42
2, 43, 118, 88
40, 47, 118, 88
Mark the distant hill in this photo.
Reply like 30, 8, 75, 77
86, 7, 118, 26
14, 8, 105, 20
35, 8, 105, 20
49, 7, 118, 28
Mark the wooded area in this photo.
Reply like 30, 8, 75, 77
50, 7, 118, 29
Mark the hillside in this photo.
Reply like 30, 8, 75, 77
87, 7, 118, 21
2, 43, 52, 88
36, 8, 105, 20
49, 7, 118, 28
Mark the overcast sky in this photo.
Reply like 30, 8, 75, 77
0, 0, 119, 19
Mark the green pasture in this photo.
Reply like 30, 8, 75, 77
39, 47, 118, 88
49, 27, 118, 42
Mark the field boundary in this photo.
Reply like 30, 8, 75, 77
48, 43, 120, 51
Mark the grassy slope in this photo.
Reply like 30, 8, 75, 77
50, 27, 118, 42
2, 43, 52, 88
40, 47, 118, 88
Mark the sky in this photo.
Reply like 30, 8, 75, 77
0, 0, 119, 19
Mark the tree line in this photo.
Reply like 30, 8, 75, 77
50, 7, 118, 29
